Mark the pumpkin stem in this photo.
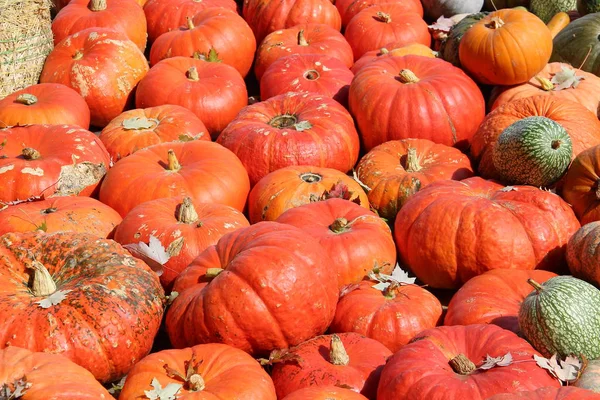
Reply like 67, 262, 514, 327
15, 94, 37, 105
398, 69, 419, 84
374, 12, 392, 23
403, 147, 421, 172
167, 149, 181, 171
551, 140, 561, 150
527, 278, 544, 293
486, 16, 505, 29
269, 114, 297, 128
206, 268, 224, 278
73, 50, 84, 60
535, 76, 554, 91
89, 0, 107, 11
449, 354, 477, 375
330, 334, 350, 366
298, 30, 309, 46
383, 282, 403, 298
41, 207, 57, 214
28, 260, 57, 297
187, 67, 200, 81
329, 217, 349, 233
304, 69, 320, 80
186, 16, 195, 30
178, 197, 199, 224
187, 374, 205, 391
380, 48, 389, 55
22, 147, 41, 160
300, 172, 322, 183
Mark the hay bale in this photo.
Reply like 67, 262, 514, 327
0, 0, 54, 99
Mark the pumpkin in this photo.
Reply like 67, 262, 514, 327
216, 92, 360, 187
519, 276, 600, 359
547, 11, 572, 38
336, 0, 423, 28
377, 324, 560, 400
349, 55, 485, 152
489, 63, 600, 117
351, 43, 436, 74
98, 140, 250, 217
562, 145, 600, 224
52, 0, 147, 52
254, 24, 353, 82
242, 0, 341, 45
248, 166, 369, 223
0, 346, 112, 398
135, 56, 247, 139
118, 343, 277, 399
567, 222, 600, 287
444, 269, 557, 334
0, 231, 165, 382
394, 177, 580, 289
458, 9, 553, 85
275, 198, 396, 288
40, 28, 149, 128
0, 125, 111, 203
282, 386, 369, 400
0, 196, 122, 238
551, 13, 600, 77
0, 83, 90, 129
99, 104, 209, 162
355, 138, 474, 221
575, 359, 600, 392
421, 0, 484, 20
330, 278, 443, 353
485, 387, 599, 399
260, 54, 354, 106
270, 333, 391, 400
531, 0, 577, 23
439, 12, 489, 67
578, 0, 600, 14
148, 8, 256, 78
143, 0, 238, 43
165, 222, 339, 355
483, 0, 529, 10
344, 6, 430, 61
114, 196, 249, 290
471, 95, 600, 181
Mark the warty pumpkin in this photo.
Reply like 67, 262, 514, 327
530, 0, 577, 23
562, 144, 600, 224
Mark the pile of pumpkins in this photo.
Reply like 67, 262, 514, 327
4, 0, 600, 398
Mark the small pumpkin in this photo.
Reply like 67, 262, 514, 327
551, 13, 600, 77
566, 222, 600, 287
421, 0, 484, 20
487, 387, 600, 399
351, 43, 436, 74
562, 144, 600, 224
282, 386, 369, 400
336, 0, 423, 27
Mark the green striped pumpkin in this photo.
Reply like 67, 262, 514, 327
530, 0, 577, 23
492, 116, 572, 187
518, 276, 600, 359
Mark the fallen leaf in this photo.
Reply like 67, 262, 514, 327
369, 263, 416, 291
36, 289, 73, 308
479, 352, 513, 370
122, 117, 155, 130
124, 235, 170, 276
499, 186, 518, 192
144, 378, 182, 400
0, 377, 31, 399
428, 16, 455, 33
293, 120, 313, 131
534, 354, 582, 383
551, 66, 585, 90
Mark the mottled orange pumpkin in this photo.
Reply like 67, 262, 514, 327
567, 222, 600, 287
562, 144, 600, 224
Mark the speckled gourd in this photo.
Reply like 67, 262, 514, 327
439, 12, 489, 67
530, 0, 577, 23
551, 12, 600, 77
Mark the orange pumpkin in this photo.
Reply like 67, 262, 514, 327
336, 0, 423, 28
283, 387, 369, 400
351, 43, 436, 74
562, 145, 600, 224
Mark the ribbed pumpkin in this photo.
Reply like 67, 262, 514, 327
349, 55, 485, 152
458, 9, 553, 85
0, 231, 165, 382
439, 12, 488, 67
355, 138, 474, 221
351, 43, 436, 74
283, 387, 369, 400
487, 387, 600, 400
551, 13, 600, 77
148, 8, 256, 77
336, 0, 423, 27
394, 177, 580, 289
247, 166, 369, 223
165, 222, 339, 355
530, 0, 577, 23
0, 83, 90, 129
567, 222, 600, 287
444, 269, 557, 334
377, 324, 560, 400
562, 144, 600, 224
421, 0, 484, 20
216, 92, 360, 187
0, 347, 112, 399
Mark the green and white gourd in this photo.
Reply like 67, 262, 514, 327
492, 116, 572, 187
518, 276, 600, 360
551, 12, 600, 77
530, 0, 577, 23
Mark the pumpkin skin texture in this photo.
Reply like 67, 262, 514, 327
148, 8, 256, 78
260, 54, 354, 106
421, 0, 484, 20
270, 333, 392, 400
575, 359, 600, 392
114, 196, 250, 290
40, 28, 149, 128
0, 231, 165, 383
166, 222, 339, 355
562, 145, 600, 224
349, 55, 485, 152
444, 269, 557, 334
377, 324, 560, 400
329, 280, 443, 353
344, 7, 430, 61
118, 343, 277, 400
484, 386, 599, 400
0, 125, 111, 203
0, 196, 122, 238
355, 138, 474, 221
243, 0, 342, 45
51, 0, 147, 52
99, 104, 209, 162
351, 43, 436, 74
458, 9, 553, 85
135, 56, 247, 139
275, 198, 396, 289
99, 141, 250, 217
394, 177, 580, 289
567, 222, 600, 287
551, 13, 600, 77
254, 24, 354, 82
248, 166, 369, 223
471, 95, 600, 181
0, 346, 112, 399
216, 92, 360, 187
0, 83, 90, 129
336, 0, 423, 28
282, 386, 369, 400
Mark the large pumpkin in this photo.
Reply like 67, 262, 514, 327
394, 177, 580, 289
0, 231, 165, 382
165, 222, 339, 355
562, 144, 600, 224
351, 43, 437, 74
216, 92, 360, 187
551, 13, 600, 77
0, 125, 111, 203
349, 55, 485, 152
336, 0, 423, 27
118, 343, 277, 400
566, 222, 600, 287
471, 95, 600, 180
98, 140, 250, 217
488, 387, 600, 400
377, 324, 560, 400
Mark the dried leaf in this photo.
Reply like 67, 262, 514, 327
36, 220, 47, 232
36, 289, 73, 308
550, 66, 585, 90
428, 16, 455, 33
499, 186, 518, 192
195, 48, 222, 63
339, 283, 360, 297
352, 169, 372, 192
144, 378, 182, 400
124, 235, 170, 276
317, 182, 361, 205
372, 281, 390, 291
108, 376, 127, 396
293, 120, 312, 131
258, 349, 303, 366
534, 354, 582, 383
390, 265, 417, 285
479, 352, 513, 370
166, 291, 179, 306
122, 117, 155, 130
369, 263, 416, 291
0, 377, 31, 399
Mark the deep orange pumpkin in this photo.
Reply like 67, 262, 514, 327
282, 386, 369, 400
487, 387, 600, 400
336, 0, 423, 28
0, 83, 90, 129
351, 43, 436, 74
562, 145, 600, 224
0, 231, 165, 383
567, 222, 600, 287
